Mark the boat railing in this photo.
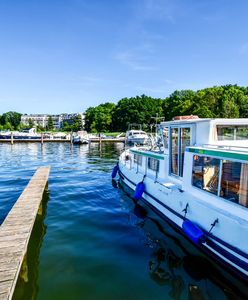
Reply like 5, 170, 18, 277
202, 144, 248, 153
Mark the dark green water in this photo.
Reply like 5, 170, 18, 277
0, 143, 246, 300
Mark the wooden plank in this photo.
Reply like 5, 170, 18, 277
0, 166, 50, 300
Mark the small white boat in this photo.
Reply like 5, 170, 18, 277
73, 131, 89, 144
126, 129, 149, 145
113, 116, 248, 279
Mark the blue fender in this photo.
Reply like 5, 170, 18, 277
134, 181, 145, 200
182, 220, 205, 244
111, 164, 119, 178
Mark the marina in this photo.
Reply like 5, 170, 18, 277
1, 0, 248, 298
0, 142, 247, 299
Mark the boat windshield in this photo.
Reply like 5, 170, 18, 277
216, 125, 248, 141
132, 131, 146, 136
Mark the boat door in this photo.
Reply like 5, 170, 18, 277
169, 125, 194, 177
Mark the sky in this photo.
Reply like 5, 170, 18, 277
0, 0, 248, 114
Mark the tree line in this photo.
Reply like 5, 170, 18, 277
1, 85, 248, 132
84, 85, 248, 133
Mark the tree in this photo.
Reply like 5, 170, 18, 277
62, 121, 71, 132
71, 115, 83, 132
163, 90, 196, 120
112, 95, 163, 131
28, 118, 35, 128
0, 111, 22, 130
85, 102, 116, 132
36, 125, 45, 132
47, 116, 54, 130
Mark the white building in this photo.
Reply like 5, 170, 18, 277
21, 113, 85, 129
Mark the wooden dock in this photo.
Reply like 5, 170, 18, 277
0, 166, 50, 300
0, 138, 125, 143
90, 137, 125, 143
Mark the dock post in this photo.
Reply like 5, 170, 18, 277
41, 133, 44, 145
70, 132, 73, 144
11, 132, 14, 145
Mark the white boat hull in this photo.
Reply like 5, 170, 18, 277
118, 151, 248, 280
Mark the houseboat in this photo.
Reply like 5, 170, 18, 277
113, 117, 248, 279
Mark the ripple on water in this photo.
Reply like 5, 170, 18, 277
0, 143, 245, 300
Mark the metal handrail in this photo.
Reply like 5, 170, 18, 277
202, 144, 248, 152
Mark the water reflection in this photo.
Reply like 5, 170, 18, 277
127, 197, 247, 300
13, 189, 50, 300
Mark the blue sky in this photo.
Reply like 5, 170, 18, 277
0, 0, 248, 114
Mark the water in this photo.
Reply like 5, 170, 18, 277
0, 142, 246, 300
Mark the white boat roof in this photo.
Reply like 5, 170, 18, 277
160, 118, 248, 126
127, 130, 147, 133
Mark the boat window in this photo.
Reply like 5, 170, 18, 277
216, 125, 248, 141
180, 128, 191, 177
163, 127, 169, 148
192, 156, 248, 208
134, 154, 142, 166
170, 127, 191, 177
170, 128, 179, 176
148, 158, 159, 172
192, 155, 220, 195
221, 160, 248, 207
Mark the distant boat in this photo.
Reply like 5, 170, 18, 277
73, 131, 89, 144
126, 129, 149, 145
125, 124, 149, 145
0, 128, 41, 140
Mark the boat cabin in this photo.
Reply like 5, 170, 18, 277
126, 118, 248, 209
159, 118, 248, 176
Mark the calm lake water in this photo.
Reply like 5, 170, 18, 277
0, 142, 247, 300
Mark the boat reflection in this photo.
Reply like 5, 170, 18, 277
130, 201, 247, 300
12, 189, 50, 300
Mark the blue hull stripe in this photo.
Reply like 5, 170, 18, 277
138, 196, 248, 280
119, 169, 248, 272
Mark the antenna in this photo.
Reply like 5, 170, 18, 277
151, 113, 165, 132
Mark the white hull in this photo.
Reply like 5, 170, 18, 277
119, 160, 248, 279
127, 137, 148, 145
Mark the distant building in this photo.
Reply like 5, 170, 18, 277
21, 113, 85, 129
61, 113, 85, 127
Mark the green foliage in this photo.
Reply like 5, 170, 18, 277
163, 90, 196, 120
1, 85, 248, 134
85, 102, 116, 132
61, 116, 83, 132
62, 121, 71, 132
0, 111, 22, 130
71, 115, 83, 132
36, 125, 46, 132
83, 86, 248, 133
112, 95, 163, 131
47, 116, 54, 130
17, 122, 26, 131
28, 118, 35, 128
